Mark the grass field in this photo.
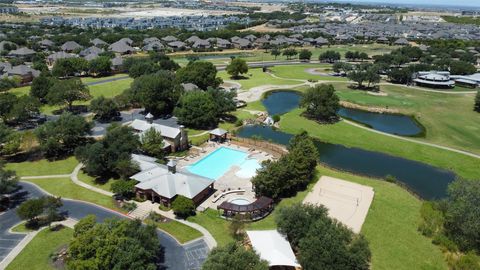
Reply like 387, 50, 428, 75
22, 177, 122, 212
187, 209, 234, 247
6, 157, 78, 177
218, 68, 299, 90
77, 171, 114, 192
327, 82, 480, 154
6, 227, 73, 270
10, 222, 33, 233
145, 218, 203, 244
269, 64, 349, 81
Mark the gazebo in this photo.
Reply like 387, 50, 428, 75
217, 196, 274, 220
209, 128, 228, 142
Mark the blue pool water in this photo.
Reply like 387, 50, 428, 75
188, 147, 259, 180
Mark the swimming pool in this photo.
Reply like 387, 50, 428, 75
187, 147, 260, 180
229, 198, 252, 205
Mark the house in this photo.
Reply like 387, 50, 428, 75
61, 41, 83, 52
185, 35, 201, 44
91, 38, 108, 47
214, 38, 232, 49
7, 47, 36, 58
143, 37, 160, 44
192, 39, 211, 49
162, 35, 178, 42
129, 117, 189, 152
394, 38, 410, 46
118, 37, 133, 45
313, 37, 329, 46
246, 230, 301, 269
143, 41, 165, 52
47, 51, 77, 65
1, 64, 40, 84
84, 53, 99, 61
231, 38, 251, 49
413, 71, 455, 88
38, 39, 55, 49
167, 41, 187, 51
79, 46, 103, 57
108, 40, 135, 55
376, 36, 389, 44
111, 56, 124, 72
244, 34, 257, 42
131, 154, 214, 206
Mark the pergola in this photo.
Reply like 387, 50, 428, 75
217, 196, 274, 220
209, 128, 228, 142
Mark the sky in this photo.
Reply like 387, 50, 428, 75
319, 0, 480, 8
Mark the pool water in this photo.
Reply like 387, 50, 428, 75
187, 147, 260, 180
230, 198, 252, 205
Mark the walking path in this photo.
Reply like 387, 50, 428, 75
84, 75, 129, 86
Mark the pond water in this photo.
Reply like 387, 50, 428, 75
262, 90, 423, 136
237, 125, 456, 199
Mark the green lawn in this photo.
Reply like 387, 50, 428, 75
145, 218, 203, 244
270, 64, 348, 81
279, 108, 478, 179
328, 82, 480, 155
10, 222, 33, 233
6, 157, 78, 177
80, 73, 128, 84
6, 227, 73, 270
187, 209, 234, 247
77, 171, 114, 192
218, 68, 299, 90
22, 177, 123, 212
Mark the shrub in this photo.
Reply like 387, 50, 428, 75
418, 201, 444, 238
385, 174, 397, 183
272, 114, 280, 122
171, 195, 195, 218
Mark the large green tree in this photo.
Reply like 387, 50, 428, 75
90, 96, 119, 121
475, 91, 480, 113
319, 50, 341, 63
130, 71, 179, 116
277, 204, 371, 270
140, 128, 164, 159
68, 217, 161, 270
52, 58, 89, 78
89, 56, 112, 76
174, 90, 218, 129
202, 243, 269, 270
0, 163, 18, 195
226, 58, 248, 79
299, 49, 312, 61
35, 112, 92, 158
171, 195, 195, 218
300, 84, 340, 122
8, 95, 41, 124
46, 78, 91, 111
75, 125, 139, 178
176, 61, 222, 90
31, 74, 56, 102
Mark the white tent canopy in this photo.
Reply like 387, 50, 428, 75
246, 230, 300, 268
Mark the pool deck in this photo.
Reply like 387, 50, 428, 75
176, 142, 272, 210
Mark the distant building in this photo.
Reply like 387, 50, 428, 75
413, 71, 455, 88
0, 6, 19, 14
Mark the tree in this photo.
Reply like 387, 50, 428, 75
46, 78, 91, 111
202, 243, 269, 270
0, 123, 20, 156
283, 48, 298, 60
299, 49, 312, 61
388, 68, 412, 84
474, 91, 480, 113
150, 52, 180, 71
0, 78, 17, 92
277, 204, 371, 270
128, 61, 158, 78
68, 218, 161, 270
16, 198, 44, 226
171, 195, 195, 218
207, 87, 237, 117
0, 163, 18, 195
176, 61, 222, 90
31, 74, 56, 102
300, 84, 340, 122
90, 96, 119, 121
450, 60, 477, 75
332, 62, 352, 75
52, 58, 89, 78
174, 91, 218, 129
35, 113, 92, 158
73, 214, 96, 237
75, 125, 139, 178
365, 64, 381, 88
444, 178, 480, 252
140, 128, 164, 159
89, 56, 112, 76
16, 196, 62, 228
111, 179, 137, 198
271, 48, 281, 60
0, 93, 17, 122
130, 71, 179, 116
8, 95, 40, 124
226, 58, 248, 79
319, 50, 341, 63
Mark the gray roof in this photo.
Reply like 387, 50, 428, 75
3, 64, 40, 77
144, 37, 160, 44
61, 41, 82, 51
209, 128, 228, 136
84, 53, 99, 61
131, 154, 214, 200
47, 51, 77, 61
181, 83, 199, 91
38, 39, 54, 47
167, 41, 186, 48
80, 46, 103, 57
162, 35, 178, 42
130, 119, 181, 139
91, 38, 107, 46
8, 47, 36, 56
111, 56, 123, 66
143, 41, 164, 51
108, 40, 135, 53
394, 38, 409, 45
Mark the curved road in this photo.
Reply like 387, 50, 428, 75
0, 182, 208, 270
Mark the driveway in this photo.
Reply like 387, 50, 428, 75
0, 182, 208, 270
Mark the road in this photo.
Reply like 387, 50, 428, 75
0, 182, 208, 270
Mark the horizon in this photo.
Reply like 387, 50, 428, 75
308, 0, 480, 9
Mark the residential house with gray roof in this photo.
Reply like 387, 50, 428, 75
61, 41, 82, 52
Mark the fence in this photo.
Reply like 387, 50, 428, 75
230, 136, 288, 158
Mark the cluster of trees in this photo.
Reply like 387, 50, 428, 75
252, 132, 318, 200
124, 52, 180, 78
300, 84, 340, 122
17, 196, 63, 229
68, 216, 162, 270
475, 91, 480, 113
319, 50, 341, 63
418, 178, 480, 268
75, 125, 139, 179
0, 92, 40, 125
345, 51, 369, 62
202, 243, 268, 270
346, 63, 381, 89
0, 164, 19, 210
171, 195, 196, 218
276, 204, 371, 270
0, 123, 22, 156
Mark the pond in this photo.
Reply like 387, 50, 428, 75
262, 90, 423, 136
237, 125, 455, 199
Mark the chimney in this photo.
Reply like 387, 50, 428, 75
167, 159, 177, 174
145, 112, 154, 124
179, 125, 187, 150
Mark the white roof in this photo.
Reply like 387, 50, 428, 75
130, 119, 180, 139
131, 154, 214, 199
246, 230, 300, 268
209, 128, 228, 136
